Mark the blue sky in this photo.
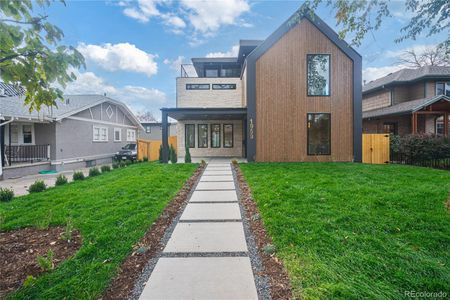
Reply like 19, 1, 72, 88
42, 0, 447, 119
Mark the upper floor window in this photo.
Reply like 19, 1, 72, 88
307, 54, 330, 96
436, 82, 450, 96
220, 68, 240, 77
186, 84, 210, 90
212, 84, 236, 90
205, 69, 218, 77
307, 113, 331, 155
145, 126, 151, 133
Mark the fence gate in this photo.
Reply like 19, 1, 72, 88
137, 136, 177, 161
362, 134, 390, 164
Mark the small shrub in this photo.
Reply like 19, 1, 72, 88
101, 165, 111, 173
28, 180, 46, 193
200, 159, 206, 165
185, 146, 191, 163
89, 167, 101, 177
37, 250, 54, 272
143, 156, 148, 162
61, 218, 74, 242
169, 144, 177, 164
231, 159, 238, 165
158, 145, 163, 163
112, 162, 119, 169
0, 188, 14, 202
55, 174, 68, 186
263, 244, 276, 255
125, 160, 132, 166
73, 171, 85, 181
23, 275, 36, 287
119, 161, 126, 168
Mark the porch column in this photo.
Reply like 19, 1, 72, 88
411, 113, 418, 134
8, 123, 11, 166
0, 120, 4, 167
444, 112, 449, 137
161, 110, 169, 163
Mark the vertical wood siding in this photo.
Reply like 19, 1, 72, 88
255, 19, 354, 162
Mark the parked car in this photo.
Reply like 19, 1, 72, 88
114, 143, 137, 161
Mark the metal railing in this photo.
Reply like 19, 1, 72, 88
4, 144, 51, 165
180, 64, 197, 78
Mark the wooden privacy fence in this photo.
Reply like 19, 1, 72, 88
137, 136, 177, 161
362, 134, 390, 164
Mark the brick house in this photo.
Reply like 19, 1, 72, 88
362, 66, 450, 136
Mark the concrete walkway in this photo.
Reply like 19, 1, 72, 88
139, 160, 258, 300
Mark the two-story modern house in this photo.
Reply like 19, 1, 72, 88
161, 8, 362, 162
362, 66, 450, 136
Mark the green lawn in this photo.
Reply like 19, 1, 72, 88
240, 163, 450, 300
0, 162, 197, 299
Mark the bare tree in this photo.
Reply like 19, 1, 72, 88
397, 44, 450, 68
136, 111, 157, 122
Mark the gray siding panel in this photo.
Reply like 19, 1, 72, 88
34, 123, 57, 160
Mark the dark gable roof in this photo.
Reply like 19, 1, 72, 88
363, 66, 450, 94
363, 94, 450, 119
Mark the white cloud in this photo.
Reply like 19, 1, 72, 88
363, 64, 406, 83
385, 44, 438, 59
77, 42, 158, 78
206, 45, 239, 58
163, 56, 185, 72
65, 70, 167, 115
181, 0, 250, 33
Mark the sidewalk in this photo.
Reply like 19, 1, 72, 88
139, 161, 258, 299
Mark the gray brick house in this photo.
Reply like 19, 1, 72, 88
0, 94, 143, 179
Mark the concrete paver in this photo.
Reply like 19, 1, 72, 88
163, 222, 248, 253
200, 175, 233, 182
196, 181, 235, 190
180, 203, 241, 220
189, 190, 238, 202
202, 170, 232, 176
139, 257, 258, 300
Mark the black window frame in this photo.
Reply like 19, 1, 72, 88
185, 124, 196, 148
197, 124, 208, 148
210, 124, 221, 148
306, 54, 331, 97
223, 124, 234, 148
307, 113, 331, 156
212, 84, 237, 90
186, 84, 210, 90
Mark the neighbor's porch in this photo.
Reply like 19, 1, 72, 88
161, 108, 247, 162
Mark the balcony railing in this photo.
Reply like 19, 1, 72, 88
4, 144, 50, 165
180, 64, 198, 78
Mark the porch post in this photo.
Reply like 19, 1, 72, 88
444, 112, 449, 137
161, 110, 169, 163
411, 113, 417, 134
0, 120, 4, 168
8, 123, 11, 166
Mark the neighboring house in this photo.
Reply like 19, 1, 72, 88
161, 8, 362, 162
140, 122, 177, 141
362, 66, 450, 136
0, 82, 25, 97
0, 94, 143, 179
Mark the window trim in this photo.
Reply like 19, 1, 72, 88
210, 124, 221, 148
223, 124, 234, 148
114, 128, 122, 142
93, 125, 108, 142
306, 54, 331, 97
186, 84, 210, 90
126, 129, 136, 142
185, 124, 196, 148
197, 124, 208, 148
306, 113, 331, 156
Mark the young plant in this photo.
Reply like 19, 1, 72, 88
0, 188, 14, 202
170, 144, 177, 164
112, 162, 119, 169
23, 275, 36, 287
185, 146, 192, 163
55, 174, 68, 186
37, 249, 54, 272
61, 218, 74, 242
101, 165, 111, 172
28, 180, 46, 193
73, 171, 85, 181
125, 160, 132, 166
89, 167, 101, 177
119, 161, 126, 168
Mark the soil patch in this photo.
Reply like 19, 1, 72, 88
233, 163, 293, 299
0, 227, 82, 298
102, 164, 205, 300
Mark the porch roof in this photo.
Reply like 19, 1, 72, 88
363, 95, 450, 119
161, 107, 247, 120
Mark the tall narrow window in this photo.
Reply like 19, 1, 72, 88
223, 124, 233, 148
22, 125, 32, 144
307, 54, 330, 96
185, 124, 195, 148
198, 124, 208, 148
10, 125, 18, 144
211, 124, 221, 148
307, 113, 331, 155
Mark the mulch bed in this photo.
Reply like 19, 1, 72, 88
0, 226, 82, 298
233, 163, 293, 300
101, 164, 205, 300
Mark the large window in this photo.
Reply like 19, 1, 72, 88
185, 124, 195, 148
223, 124, 233, 148
307, 54, 331, 96
93, 126, 108, 142
205, 68, 218, 77
211, 124, 221, 148
307, 113, 331, 155
436, 82, 450, 96
198, 124, 208, 148
186, 84, 210, 90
